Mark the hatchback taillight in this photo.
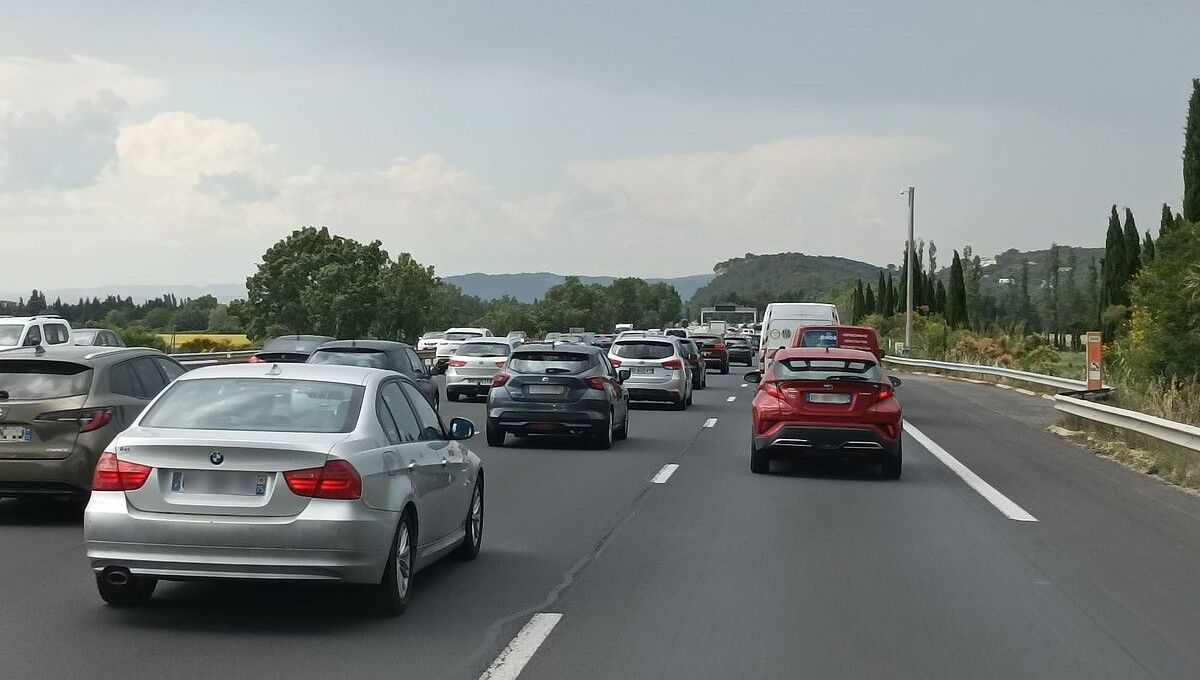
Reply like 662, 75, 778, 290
585, 377, 608, 390
877, 385, 894, 401
495, 360, 507, 368
661, 359, 683, 371
37, 407, 114, 433
608, 357, 622, 367
284, 459, 362, 500
448, 359, 467, 367
248, 355, 264, 363
492, 373, 510, 388
92, 451, 152, 491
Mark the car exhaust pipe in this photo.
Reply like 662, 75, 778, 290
104, 567, 131, 586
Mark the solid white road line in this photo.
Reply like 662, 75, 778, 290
726, 396, 736, 402
904, 421, 1038, 523
740, 383, 748, 388
994, 384, 1014, 390
703, 418, 718, 428
652, 464, 680, 484
1014, 388, 1038, 396
479, 613, 564, 680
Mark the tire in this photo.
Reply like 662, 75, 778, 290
454, 479, 484, 560
880, 451, 902, 480
448, 392, 460, 403
686, 391, 693, 406
692, 371, 701, 389
95, 573, 157, 607
593, 413, 613, 449
750, 446, 770, 474
720, 361, 730, 375
614, 410, 629, 440
380, 509, 415, 615
673, 395, 687, 411
486, 423, 505, 447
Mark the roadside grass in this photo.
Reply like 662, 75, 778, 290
1055, 416, 1200, 492
158, 333, 252, 351
1106, 367, 1200, 428
1051, 351, 1085, 381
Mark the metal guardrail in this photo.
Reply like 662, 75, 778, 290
1053, 394, 1200, 452
882, 355, 1091, 391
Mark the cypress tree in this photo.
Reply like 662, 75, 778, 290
876, 271, 887, 315
947, 251, 968, 328
864, 283, 876, 316
851, 279, 865, 323
886, 275, 897, 316
1160, 203, 1175, 237
1019, 262, 1034, 328
1184, 78, 1200, 223
1142, 231, 1155, 264
935, 279, 947, 316
1123, 208, 1141, 280
1102, 205, 1126, 307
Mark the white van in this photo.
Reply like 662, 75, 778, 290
758, 303, 840, 364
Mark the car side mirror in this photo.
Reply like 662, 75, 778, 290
448, 417, 476, 440
744, 371, 762, 384
889, 376, 902, 387
618, 369, 631, 383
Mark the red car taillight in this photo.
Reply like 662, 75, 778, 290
714, 343, 726, 351
608, 358, 622, 367
585, 376, 608, 390
37, 407, 114, 433
877, 385, 894, 401
92, 451, 152, 491
661, 359, 683, 371
495, 360, 507, 368
492, 373, 511, 387
448, 359, 468, 367
248, 355, 264, 363
284, 459, 362, 500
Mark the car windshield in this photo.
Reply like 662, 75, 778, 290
612, 341, 674, 360
0, 324, 23, 346
0, 360, 93, 399
309, 349, 388, 369
455, 342, 512, 358
509, 351, 592, 374
141, 378, 362, 433
444, 332, 481, 341
770, 358, 884, 383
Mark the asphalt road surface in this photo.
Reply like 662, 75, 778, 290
3, 371, 1200, 679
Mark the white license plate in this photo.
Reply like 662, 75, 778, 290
469, 378, 491, 384
807, 393, 851, 404
169, 470, 268, 496
631, 367, 655, 375
527, 384, 565, 395
0, 425, 32, 442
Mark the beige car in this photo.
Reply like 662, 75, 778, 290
0, 345, 186, 500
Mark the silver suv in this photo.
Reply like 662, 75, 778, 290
0, 316, 74, 350
607, 336, 692, 410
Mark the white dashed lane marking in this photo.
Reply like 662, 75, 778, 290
479, 613, 564, 680
703, 418, 718, 428
651, 464, 680, 484
726, 396, 736, 402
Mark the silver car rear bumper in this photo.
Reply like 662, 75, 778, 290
84, 492, 398, 583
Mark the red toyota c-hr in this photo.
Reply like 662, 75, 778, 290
746, 346, 902, 478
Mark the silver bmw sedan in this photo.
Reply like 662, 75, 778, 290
83, 362, 484, 615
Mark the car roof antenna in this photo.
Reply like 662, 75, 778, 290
267, 363, 282, 376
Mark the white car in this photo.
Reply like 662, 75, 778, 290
445, 338, 518, 402
416, 331, 445, 351
434, 328, 494, 371
0, 315, 74, 349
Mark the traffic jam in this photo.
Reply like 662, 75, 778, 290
0, 304, 901, 611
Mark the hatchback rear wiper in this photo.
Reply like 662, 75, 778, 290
543, 368, 572, 374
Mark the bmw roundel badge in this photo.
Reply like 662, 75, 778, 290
209, 451, 224, 465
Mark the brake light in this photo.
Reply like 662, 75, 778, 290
661, 359, 683, 371
495, 360, 507, 368
585, 376, 608, 390
714, 343, 726, 351
877, 385, 893, 401
608, 357, 622, 367
492, 373, 510, 388
448, 359, 467, 367
37, 407, 114, 433
761, 381, 782, 399
91, 451, 152, 491
248, 355, 264, 363
284, 459, 362, 500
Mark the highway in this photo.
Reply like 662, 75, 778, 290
3, 371, 1200, 679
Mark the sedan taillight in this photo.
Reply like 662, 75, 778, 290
448, 359, 467, 367
92, 451, 152, 491
284, 460, 362, 500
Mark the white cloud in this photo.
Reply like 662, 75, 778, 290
0, 55, 164, 114
116, 112, 273, 178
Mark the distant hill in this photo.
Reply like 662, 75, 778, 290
933, 246, 1104, 296
0, 283, 247, 304
688, 253, 888, 311
443, 272, 714, 302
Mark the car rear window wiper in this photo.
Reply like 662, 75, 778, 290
544, 367, 572, 374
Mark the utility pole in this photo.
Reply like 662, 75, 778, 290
904, 186, 915, 356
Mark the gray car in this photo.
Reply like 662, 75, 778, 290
486, 344, 630, 449
308, 339, 440, 410
608, 336, 693, 410
84, 362, 483, 614
0, 346, 186, 500
73, 328, 126, 347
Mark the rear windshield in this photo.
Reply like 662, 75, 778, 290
421, 332, 444, 339
769, 358, 884, 383
797, 329, 840, 348
726, 337, 750, 347
308, 348, 387, 369
509, 351, 593, 374
455, 342, 512, 358
444, 332, 482, 341
0, 324, 23, 346
73, 330, 99, 345
263, 336, 331, 354
0, 360, 93, 399
141, 378, 363, 433
691, 335, 720, 346
611, 341, 674, 360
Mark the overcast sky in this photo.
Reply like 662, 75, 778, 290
1, 1, 1197, 288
